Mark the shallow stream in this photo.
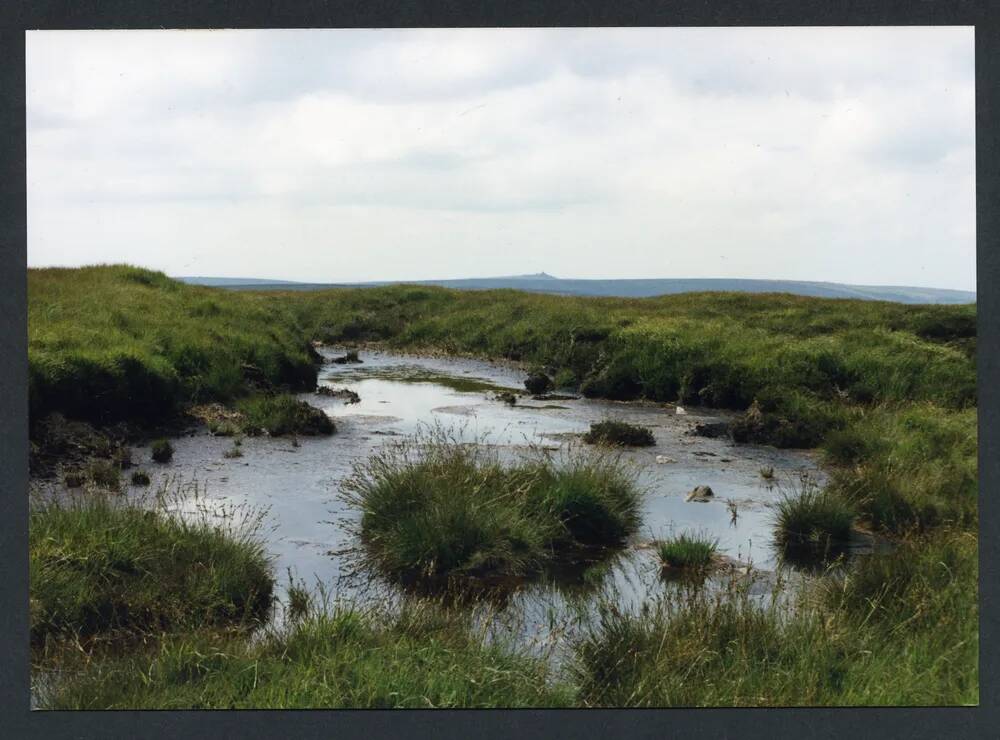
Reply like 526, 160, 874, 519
128, 348, 832, 652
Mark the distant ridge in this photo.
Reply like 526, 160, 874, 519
175, 274, 975, 305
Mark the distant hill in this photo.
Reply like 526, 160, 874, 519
176, 274, 975, 305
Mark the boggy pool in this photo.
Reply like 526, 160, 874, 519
133, 348, 833, 651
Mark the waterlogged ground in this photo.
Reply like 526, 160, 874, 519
115, 349, 832, 650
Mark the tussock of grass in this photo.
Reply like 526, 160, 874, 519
342, 430, 641, 585
40, 601, 571, 709
130, 469, 151, 486
582, 420, 655, 447
235, 394, 334, 436
574, 531, 977, 706
657, 533, 718, 569
150, 438, 173, 463
30, 490, 274, 646
773, 488, 854, 560
85, 459, 121, 490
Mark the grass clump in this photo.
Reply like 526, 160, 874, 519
130, 470, 151, 486
150, 438, 174, 463
41, 601, 571, 709
30, 490, 274, 646
657, 532, 718, 570
343, 429, 640, 586
574, 530, 977, 706
86, 459, 121, 490
582, 419, 655, 447
236, 394, 334, 436
773, 488, 854, 560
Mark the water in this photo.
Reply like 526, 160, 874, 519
126, 348, 830, 651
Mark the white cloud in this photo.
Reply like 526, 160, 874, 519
26, 27, 975, 289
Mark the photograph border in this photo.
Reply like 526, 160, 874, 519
2, 1, 996, 737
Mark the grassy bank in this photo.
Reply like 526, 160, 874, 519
40, 601, 571, 709
574, 530, 977, 706
30, 489, 273, 647
28, 265, 319, 426
343, 431, 640, 586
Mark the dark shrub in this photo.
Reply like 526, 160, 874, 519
131, 470, 151, 486
151, 439, 174, 463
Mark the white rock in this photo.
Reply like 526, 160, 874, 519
675, 406, 688, 415
655, 455, 677, 464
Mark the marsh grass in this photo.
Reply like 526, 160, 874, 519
236, 394, 335, 436
773, 487, 855, 560
29, 483, 274, 648
150, 438, 173, 463
582, 420, 655, 447
40, 599, 572, 709
657, 532, 718, 570
573, 530, 977, 706
130, 469, 151, 486
342, 428, 641, 587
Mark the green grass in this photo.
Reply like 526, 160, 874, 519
657, 532, 718, 569
30, 490, 274, 647
342, 430, 641, 585
130, 470, 151, 485
27, 266, 979, 706
28, 265, 318, 425
40, 601, 571, 709
582, 420, 655, 447
773, 488, 855, 560
573, 531, 977, 706
824, 403, 977, 531
235, 393, 335, 436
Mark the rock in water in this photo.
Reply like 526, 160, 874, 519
524, 373, 553, 395
686, 485, 715, 502
655, 455, 677, 464
691, 421, 729, 439
675, 406, 688, 415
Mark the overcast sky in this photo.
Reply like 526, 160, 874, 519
26, 27, 975, 289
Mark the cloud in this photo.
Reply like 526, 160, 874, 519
26, 27, 975, 290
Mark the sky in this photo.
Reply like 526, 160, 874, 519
26, 27, 975, 290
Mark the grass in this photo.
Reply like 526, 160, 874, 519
85, 458, 121, 490
235, 394, 335, 436
39, 601, 571, 709
342, 430, 641, 586
28, 265, 318, 426
573, 531, 977, 706
30, 488, 274, 647
657, 532, 718, 569
27, 266, 979, 706
582, 419, 655, 447
150, 438, 173, 463
130, 469, 151, 486
773, 487, 855, 560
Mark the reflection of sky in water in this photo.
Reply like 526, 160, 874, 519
121, 349, 827, 649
